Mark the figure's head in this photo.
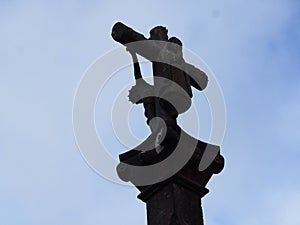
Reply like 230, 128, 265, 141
149, 26, 168, 41
168, 36, 183, 57
168, 37, 182, 46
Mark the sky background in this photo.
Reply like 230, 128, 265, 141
1, 0, 300, 225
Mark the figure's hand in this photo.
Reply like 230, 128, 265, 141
128, 86, 142, 104
128, 81, 152, 104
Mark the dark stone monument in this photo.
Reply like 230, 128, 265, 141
111, 22, 224, 225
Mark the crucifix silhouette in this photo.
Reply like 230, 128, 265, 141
112, 22, 224, 225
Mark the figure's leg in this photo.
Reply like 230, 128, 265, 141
155, 99, 180, 144
143, 96, 156, 128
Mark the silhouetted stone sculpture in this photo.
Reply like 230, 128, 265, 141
112, 22, 224, 225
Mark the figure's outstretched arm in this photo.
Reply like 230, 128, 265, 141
127, 49, 143, 82
126, 49, 153, 105
186, 63, 209, 91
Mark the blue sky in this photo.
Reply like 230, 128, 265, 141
1, 0, 300, 224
